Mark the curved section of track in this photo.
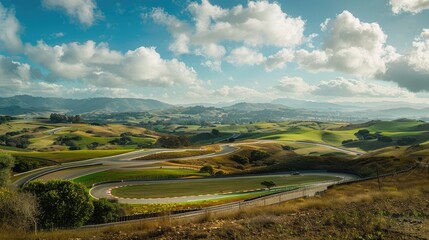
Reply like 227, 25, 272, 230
90, 172, 358, 204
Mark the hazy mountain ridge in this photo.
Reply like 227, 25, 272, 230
1, 95, 429, 122
0, 95, 172, 114
223, 102, 289, 112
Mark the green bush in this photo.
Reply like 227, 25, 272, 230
200, 165, 215, 175
23, 180, 94, 229
0, 154, 14, 187
231, 155, 249, 165
89, 198, 121, 224
250, 150, 271, 162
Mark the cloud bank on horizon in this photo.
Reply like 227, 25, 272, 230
0, 0, 428, 104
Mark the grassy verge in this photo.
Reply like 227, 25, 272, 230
111, 175, 339, 198
73, 168, 209, 187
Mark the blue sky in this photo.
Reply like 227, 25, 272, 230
0, 0, 429, 104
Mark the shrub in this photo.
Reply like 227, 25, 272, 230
13, 159, 40, 173
23, 180, 94, 229
89, 198, 121, 224
397, 137, 416, 146
200, 165, 214, 175
250, 150, 271, 162
231, 155, 249, 165
0, 154, 14, 187
377, 135, 393, 142
342, 139, 354, 144
261, 181, 276, 190
282, 145, 295, 151
0, 187, 38, 231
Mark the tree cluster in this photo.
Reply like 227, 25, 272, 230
156, 135, 190, 148
0, 115, 14, 124
109, 136, 133, 145
23, 179, 123, 229
0, 134, 31, 149
199, 165, 215, 175
55, 135, 83, 150
230, 150, 272, 167
49, 113, 81, 123
13, 158, 41, 173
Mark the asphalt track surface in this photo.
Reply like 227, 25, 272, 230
90, 172, 358, 204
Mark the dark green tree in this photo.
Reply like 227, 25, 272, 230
231, 155, 249, 165
261, 181, 276, 190
211, 129, 220, 136
0, 154, 14, 187
89, 199, 120, 224
200, 165, 215, 175
250, 150, 271, 162
23, 180, 94, 229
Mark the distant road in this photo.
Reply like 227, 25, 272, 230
46, 126, 70, 135
213, 132, 241, 143
295, 141, 364, 155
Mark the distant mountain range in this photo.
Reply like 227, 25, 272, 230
1, 95, 428, 122
0, 95, 171, 115
223, 102, 289, 112
270, 98, 360, 111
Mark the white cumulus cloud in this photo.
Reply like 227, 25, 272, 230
408, 29, 429, 73
264, 48, 295, 71
295, 11, 397, 77
25, 40, 198, 88
274, 76, 413, 98
390, 0, 429, 14
313, 78, 413, 98
151, 0, 305, 71
380, 29, 429, 92
226, 47, 265, 66
42, 0, 102, 27
275, 76, 315, 93
0, 3, 22, 52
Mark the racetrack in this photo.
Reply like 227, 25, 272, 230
89, 171, 357, 204
14, 140, 363, 188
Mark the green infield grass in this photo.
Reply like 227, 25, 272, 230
111, 175, 340, 198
